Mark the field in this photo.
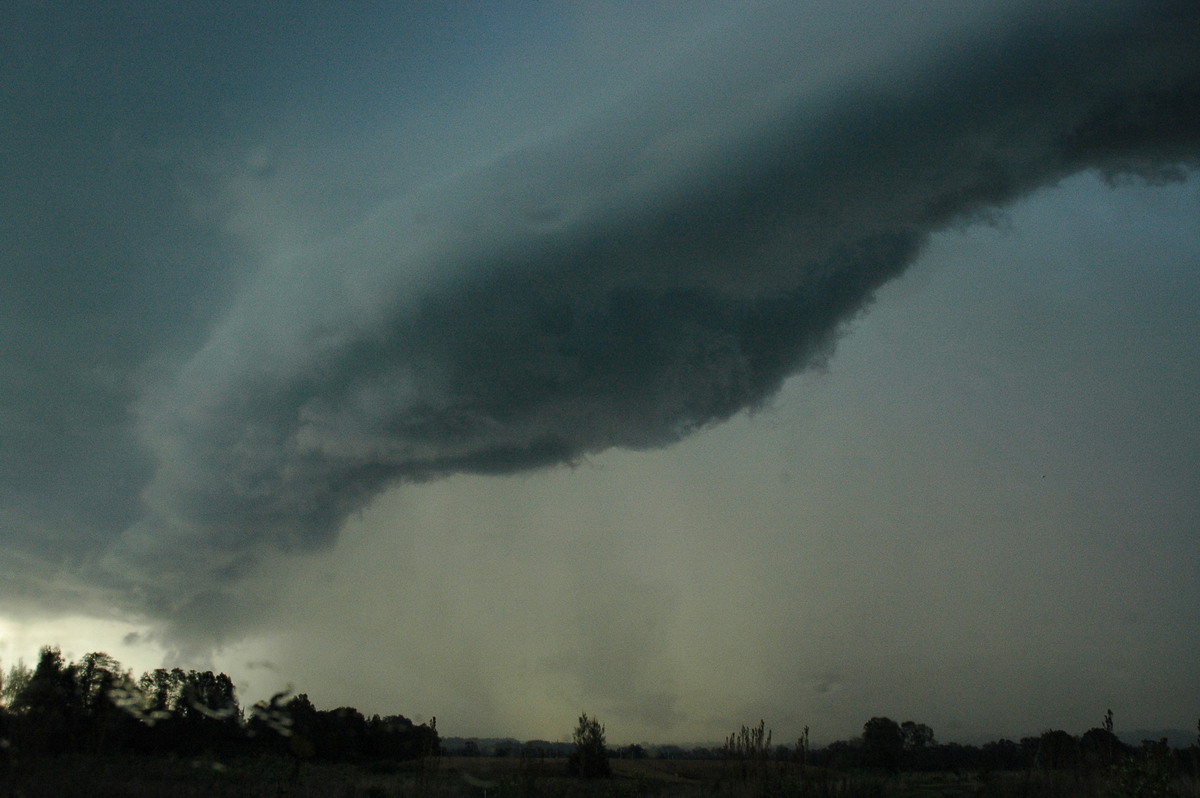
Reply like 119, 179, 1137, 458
3, 754, 1199, 798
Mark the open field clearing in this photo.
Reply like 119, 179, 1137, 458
4, 754, 1198, 798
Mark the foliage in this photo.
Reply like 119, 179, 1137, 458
1037, 729, 1080, 770
723, 719, 773, 782
862, 716, 904, 772
568, 712, 611, 778
900, 720, 934, 751
2, 648, 1197, 798
2, 660, 32, 709
0, 645, 437, 767
1112, 738, 1176, 798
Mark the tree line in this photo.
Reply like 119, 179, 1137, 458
451, 710, 1195, 793
0, 646, 438, 763
810, 714, 1136, 773
4, 646, 1195, 793
657, 712, 1192, 776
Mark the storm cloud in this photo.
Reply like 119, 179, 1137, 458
3, 2, 1199, 632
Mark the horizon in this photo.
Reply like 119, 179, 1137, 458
2, 1, 1198, 746
2, 637, 1194, 751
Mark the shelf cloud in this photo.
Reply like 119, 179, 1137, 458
89, 2, 1200, 626
2, 2, 1197, 651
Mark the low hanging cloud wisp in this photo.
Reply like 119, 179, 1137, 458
100, 2, 1200, 620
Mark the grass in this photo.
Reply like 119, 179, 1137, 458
2, 754, 1198, 797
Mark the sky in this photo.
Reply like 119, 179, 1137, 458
1, 1, 1198, 746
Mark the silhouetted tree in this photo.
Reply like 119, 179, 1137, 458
284, 693, 320, 759
816, 738, 863, 770
181, 670, 238, 720
862, 716, 904, 772
127, 667, 191, 753
320, 707, 368, 760
982, 738, 1023, 770
1037, 729, 1079, 769
1115, 738, 1176, 796
1193, 718, 1200, 780
76, 653, 121, 712
1078, 708, 1126, 770
75, 652, 138, 752
360, 714, 438, 762
2, 660, 31, 709
568, 712, 610, 778
2, 644, 443, 766
901, 720, 935, 751
244, 688, 295, 753
618, 743, 647, 759
900, 720, 936, 770
11, 647, 84, 755
1019, 736, 1042, 766
175, 670, 241, 753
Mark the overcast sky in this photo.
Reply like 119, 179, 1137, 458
2, 1, 1198, 745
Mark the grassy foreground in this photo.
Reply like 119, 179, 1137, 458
3, 754, 1199, 797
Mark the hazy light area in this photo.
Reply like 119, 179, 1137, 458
2, 1, 1198, 746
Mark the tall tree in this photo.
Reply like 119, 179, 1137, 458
11, 647, 84, 754
901, 720, 935, 751
137, 668, 186, 716
862, 716, 904, 772
176, 670, 241, 754
76, 653, 124, 712
1080, 710, 1124, 769
568, 713, 610, 778
1, 660, 32, 709
1037, 729, 1079, 770
75, 652, 133, 753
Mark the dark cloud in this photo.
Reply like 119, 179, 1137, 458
3, 3, 1198, 632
